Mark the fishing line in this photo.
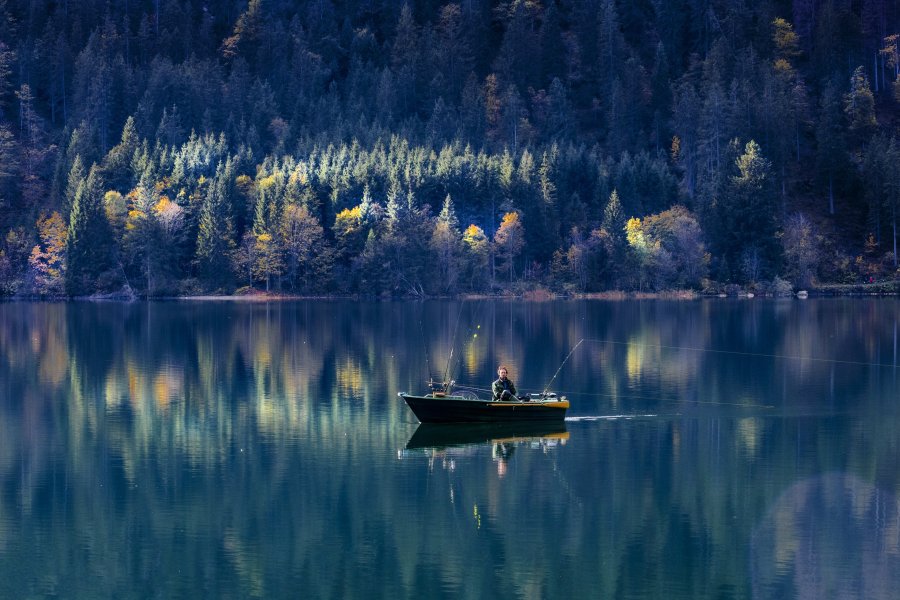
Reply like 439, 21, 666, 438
418, 311, 434, 379
562, 389, 775, 409
453, 383, 773, 409
582, 338, 900, 370
444, 298, 488, 386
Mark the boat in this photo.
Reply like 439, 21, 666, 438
405, 421, 569, 449
399, 381, 569, 423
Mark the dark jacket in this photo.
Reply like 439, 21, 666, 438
492, 377, 517, 401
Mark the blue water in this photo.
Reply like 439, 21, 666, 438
1, 298, 899, 598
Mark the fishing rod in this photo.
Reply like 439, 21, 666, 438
542, 338, 584, 396
440, 299, 489, 390
417, 305, 434, 382
441, 301, 467, 386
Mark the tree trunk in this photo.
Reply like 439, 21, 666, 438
893, 204, 897, 268
145, 252, 152, 295
781, 164, 786, 217
829, 175, 834, 215
60, 62, 67, 124
874, 51, 879, 93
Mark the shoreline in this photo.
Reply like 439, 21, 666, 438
4, 284, 900, 302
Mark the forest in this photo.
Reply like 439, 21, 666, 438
0, 0, 898, 297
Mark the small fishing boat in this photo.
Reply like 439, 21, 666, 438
399, 381, 569, 423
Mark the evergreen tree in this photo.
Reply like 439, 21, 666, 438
539, 1, 566, 87
844, 66, 877, 145
597, 0, 627, 95
432, 3, 474, 102
600, 188, 628, 286
195, 161, 236, 288
429, 194, 462, 293
493, 0, 537, 92
816, 81, 848, 215
0, 121, 18, 216
718, 140, 780, 282
66, 165, 114, 294
0, 41, 14, 120
64, 155, 85, 216
102, 116, 140, 191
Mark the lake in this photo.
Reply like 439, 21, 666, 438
1, 298, 899, 599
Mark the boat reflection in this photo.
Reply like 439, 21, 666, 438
405, 421, 569, 450
402, 422, 569, 478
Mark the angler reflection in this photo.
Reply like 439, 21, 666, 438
492, 442, 515, 478
400, 422, 568, 478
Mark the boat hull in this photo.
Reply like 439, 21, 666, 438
400, 393, 569, 423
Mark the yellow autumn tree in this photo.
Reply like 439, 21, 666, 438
29, 211, 68, 295
462, 224, 489, 290
252, 232, 284, 292
494, 211, 524, 284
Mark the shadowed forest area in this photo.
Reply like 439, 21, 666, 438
0, 0, 899, 297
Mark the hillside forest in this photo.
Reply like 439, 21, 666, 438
1, 0, 900, 297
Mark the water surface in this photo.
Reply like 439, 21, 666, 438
1, 299, 899, 599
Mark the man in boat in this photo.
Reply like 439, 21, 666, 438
492, 365, 520, 401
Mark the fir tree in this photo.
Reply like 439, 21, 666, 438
66, 165, 114, 294
195, 161, 236, 287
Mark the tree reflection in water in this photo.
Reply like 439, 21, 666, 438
1, 299, 900, 598
752, 473, 900, 600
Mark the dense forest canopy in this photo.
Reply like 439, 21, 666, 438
0, 0, 899, 296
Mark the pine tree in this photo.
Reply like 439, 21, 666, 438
539, 1, 566, 87
66, 165, 114, 294
195, 161, 236, 287
429, 194, 462, 293
432, 3, 474, 102
815, 81, 848, 215
844, 66, 877, 145
102, 115, 140, 191
493, 0, 536, 92
0, 121, 18, 215
64, 154, 85, 216
718, 140, 780, 282
600, 188, 628, 286
0, 41, 14, 119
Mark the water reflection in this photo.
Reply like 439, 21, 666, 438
752, 473, 900, 600
402, 422, 569, 479
405, 422, 569, 449
1, 299, 900, 598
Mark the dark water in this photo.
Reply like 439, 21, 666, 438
1, 299, 900, 599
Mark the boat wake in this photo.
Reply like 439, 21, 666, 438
566, 414, 658, 421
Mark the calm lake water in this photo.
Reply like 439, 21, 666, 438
1, 298, 900, 599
